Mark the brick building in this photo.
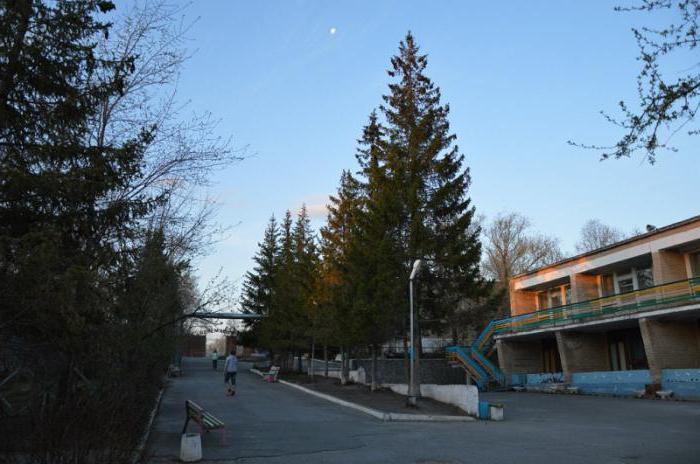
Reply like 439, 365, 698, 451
490, 215, 700, 397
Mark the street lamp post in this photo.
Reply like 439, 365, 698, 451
408, 259, 422, 407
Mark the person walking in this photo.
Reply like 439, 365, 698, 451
224, 350, 238, 396
211, 349, 219, 371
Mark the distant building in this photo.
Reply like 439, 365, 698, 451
494, 215, 700, 397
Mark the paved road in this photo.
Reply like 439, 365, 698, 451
147, 357, 700, 463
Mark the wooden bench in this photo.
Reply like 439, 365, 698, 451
183, 400, 225, 442
263, 366, 280, 383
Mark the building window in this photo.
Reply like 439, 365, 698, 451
564, 284, 572, 305
601, 266, 654, 296
549, 288, 562, 308
608, 329, 648, 371
636, 267, 654, 289
542, 338, 561, 373
609, 340, 628, 371
616, 272, 634, 294
537, 291, 547, 310
690, 252, 700, 278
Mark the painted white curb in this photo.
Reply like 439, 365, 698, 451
249, 369, 474, 422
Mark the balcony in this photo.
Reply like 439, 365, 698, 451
496, 277, 700, 336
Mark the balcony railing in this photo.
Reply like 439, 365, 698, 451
495, 276, 700, 336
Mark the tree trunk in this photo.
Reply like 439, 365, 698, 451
323, 344, 329, 377
370, 345, 378, 392
402, 334, 410, 385
340, 347, 349, 385
308, 339, 315, 380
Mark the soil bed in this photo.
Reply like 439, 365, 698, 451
280, 371, 467, 416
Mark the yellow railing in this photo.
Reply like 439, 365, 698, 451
497, 276, 700, 336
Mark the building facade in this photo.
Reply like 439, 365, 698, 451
495, 215, 700, 398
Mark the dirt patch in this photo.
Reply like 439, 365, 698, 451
280, 372, 468, 416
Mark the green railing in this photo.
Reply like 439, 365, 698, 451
494, 276, 700, 336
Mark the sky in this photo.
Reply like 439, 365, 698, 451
150, 0, 697, 296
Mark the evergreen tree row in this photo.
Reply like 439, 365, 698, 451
241, 33, 485, 376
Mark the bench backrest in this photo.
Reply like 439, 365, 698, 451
186, 399, 204, 417
185, 400, 224, 429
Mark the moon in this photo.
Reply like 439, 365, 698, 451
329, 27, 337, 35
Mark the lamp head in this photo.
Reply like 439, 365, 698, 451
410, 259, 423, 280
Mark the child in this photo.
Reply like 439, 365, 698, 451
224, 349, 238, 396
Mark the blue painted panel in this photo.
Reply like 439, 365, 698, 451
526, 372, 563, 384
661, 369, 700, 398
478, 401, 490, 419
510, 373, 527, 386
571, 370, 650, 395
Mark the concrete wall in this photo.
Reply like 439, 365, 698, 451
385, 383, 479, 417
652, 250, 688, 284
571, 370, 651, 396
640, 318, 700, 383
526, 372, 564, 384
509, 282, 538, 315
497, 339, 542, 374
556, 331, 609, 382
571, 273, 599, 302
661, 368, 700, 399
354, 358, 465, 385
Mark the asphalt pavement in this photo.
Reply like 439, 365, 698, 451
146, 357, 700, 464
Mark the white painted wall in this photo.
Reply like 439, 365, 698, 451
384, 383, 479, 417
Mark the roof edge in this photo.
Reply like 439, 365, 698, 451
512, 214, 700, 280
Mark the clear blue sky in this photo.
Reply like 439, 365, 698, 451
163, 1, 696, 293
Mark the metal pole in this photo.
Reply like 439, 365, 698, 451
408, 278, 416, 406
407, 258, 422, 407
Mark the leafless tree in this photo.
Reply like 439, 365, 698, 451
575, 219, 628, 253
482, 212, 564, 285
92, 0, 245, 260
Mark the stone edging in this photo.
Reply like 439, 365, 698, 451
249, 368, 474, 422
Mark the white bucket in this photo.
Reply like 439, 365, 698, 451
180, 433, 202, 462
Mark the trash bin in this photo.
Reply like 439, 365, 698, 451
489, 403, 504, 421
180, 433, 202, 462
478, 400, 490, 420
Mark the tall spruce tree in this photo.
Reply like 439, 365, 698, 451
350, 114, 406, 388
261, 210, 294, 358
374, 32, 484, 349
240, 215, 279, 332
319, 170, 364, 381
290, 205, 319, 370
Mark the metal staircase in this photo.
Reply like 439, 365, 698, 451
446, 319, 507, 390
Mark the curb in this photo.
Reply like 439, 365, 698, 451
132, 382, 166, 464
250, 368, 474, 422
